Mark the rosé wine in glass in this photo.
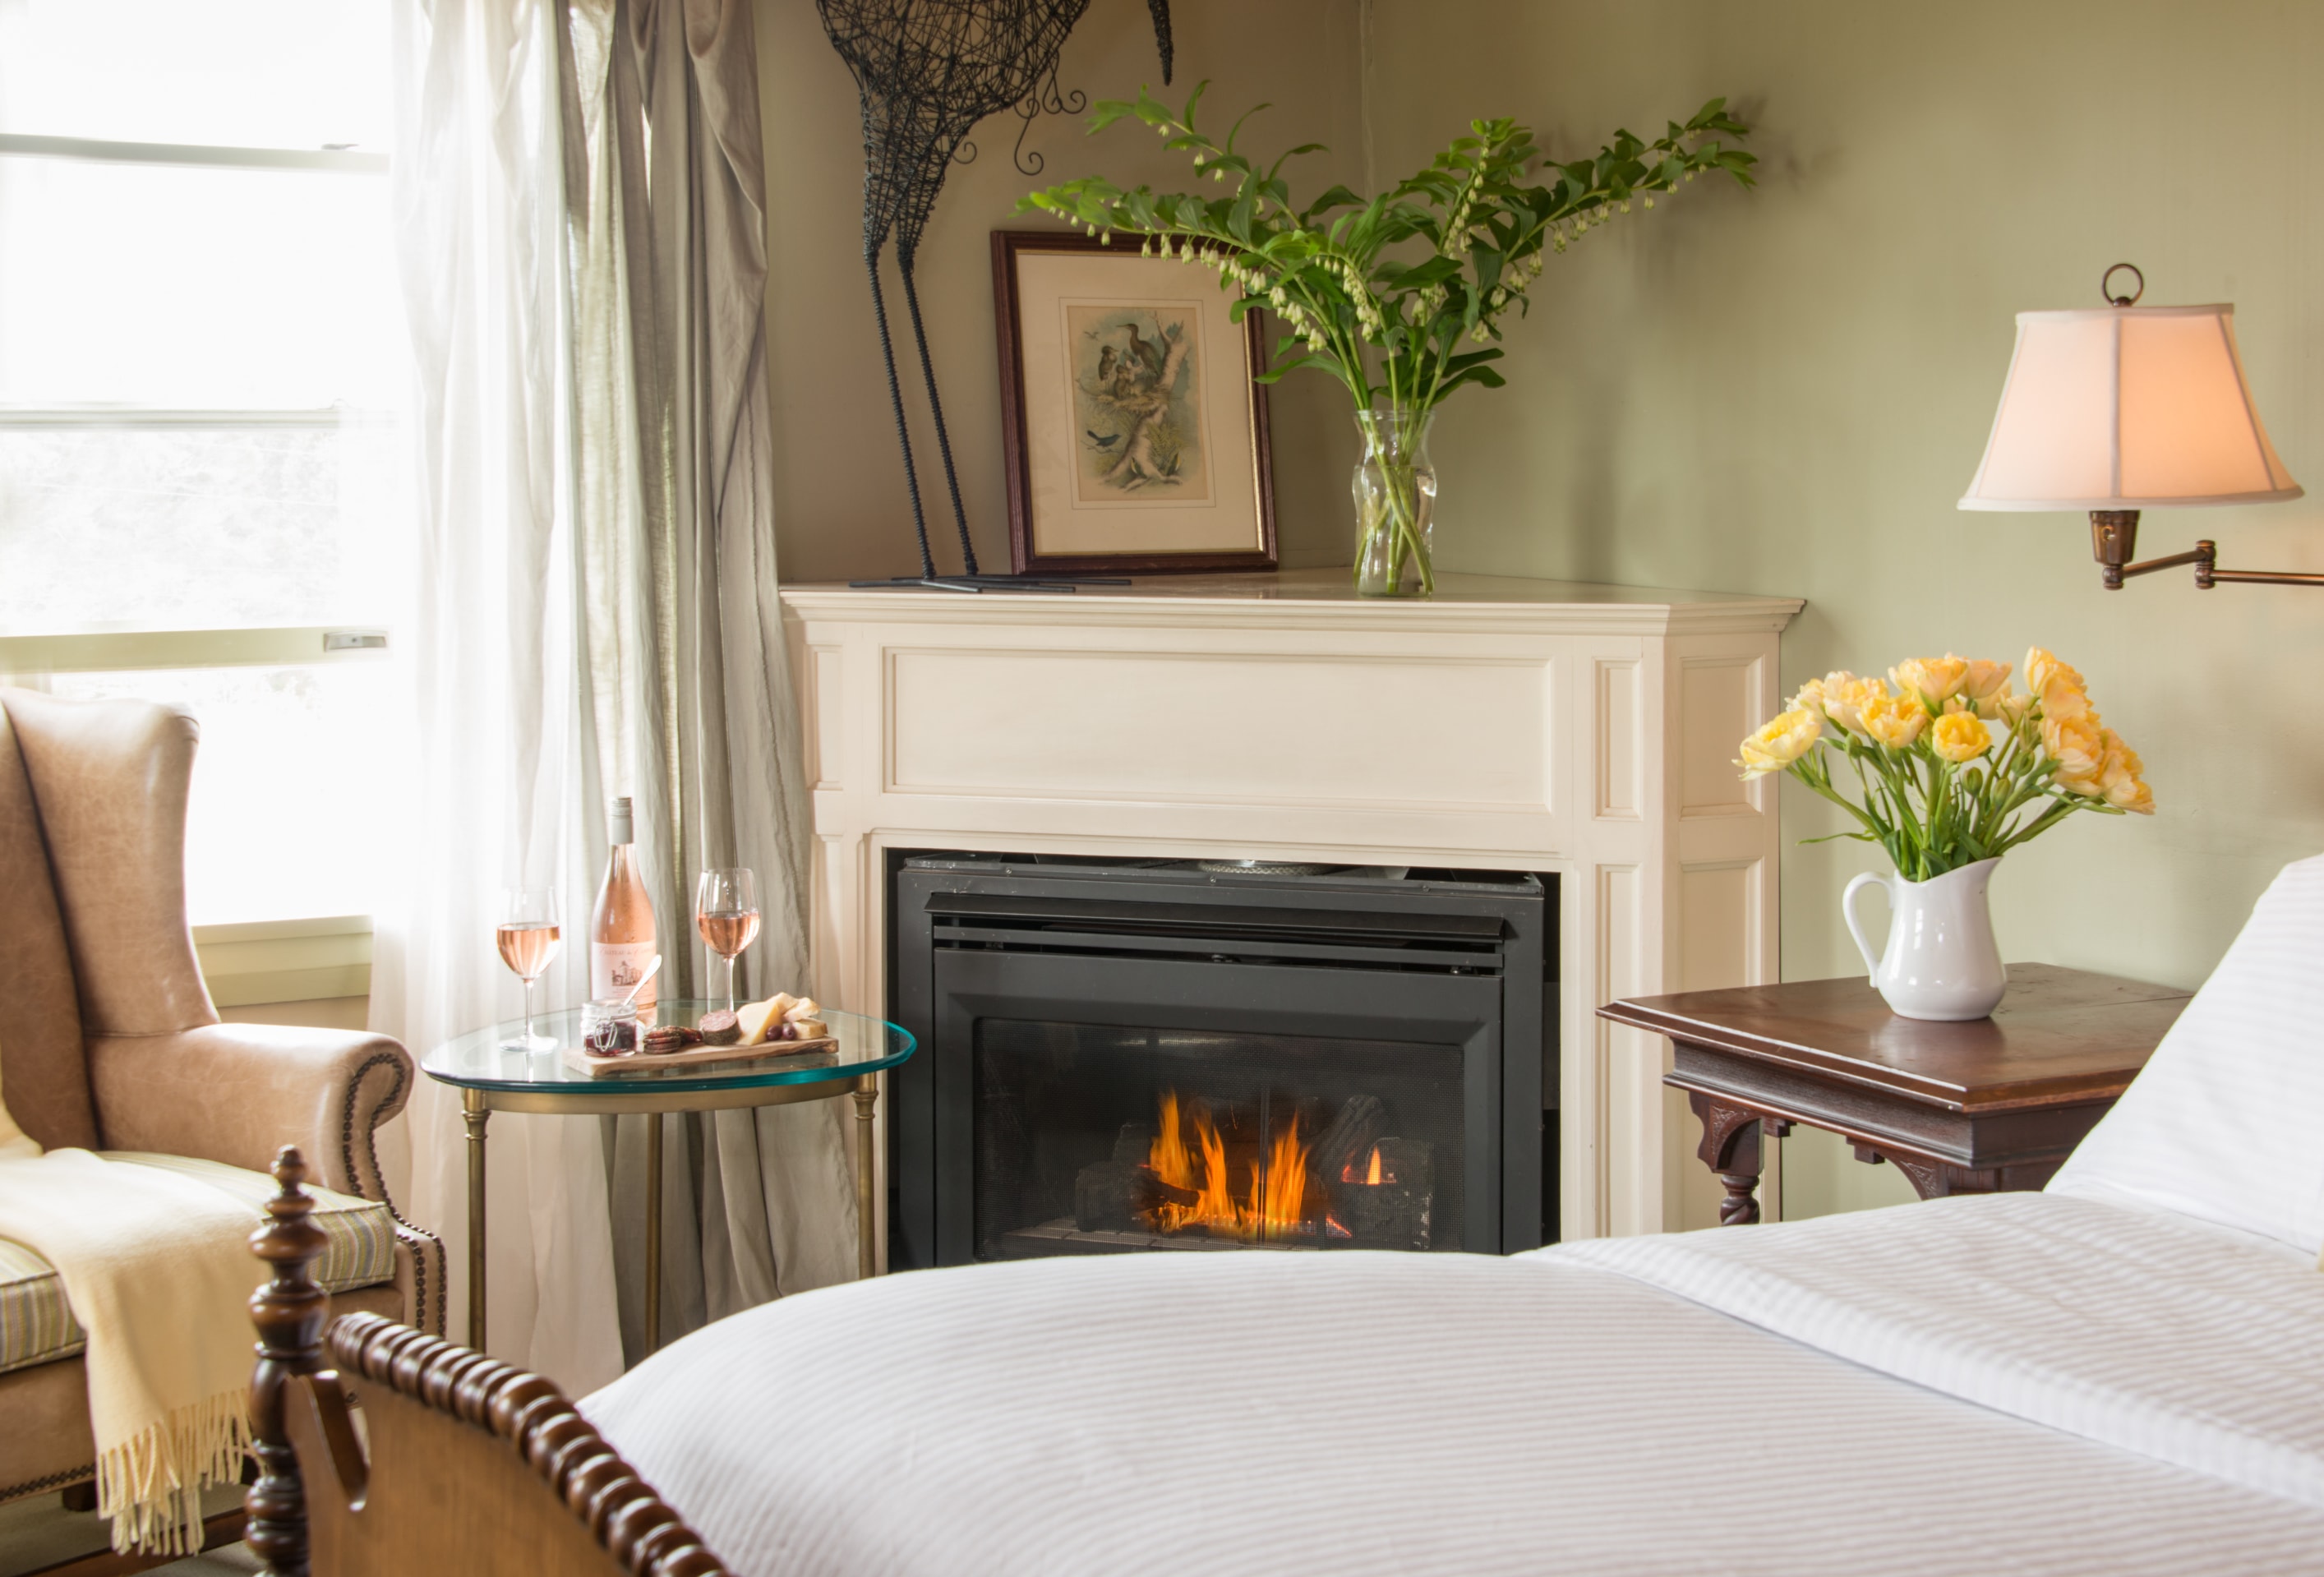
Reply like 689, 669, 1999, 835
497, 888, 561, 1052
694, 868, 760, 1012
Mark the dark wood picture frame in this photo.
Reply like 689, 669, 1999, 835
992, 229, 1277, 577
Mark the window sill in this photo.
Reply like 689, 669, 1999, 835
193, 913, 371, 1008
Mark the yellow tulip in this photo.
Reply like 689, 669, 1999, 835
2045, 712, 2107, 789
2098, 729, 2156, 814
2037, 676, 2095, 724
1962, 657, 2012, 701
1735, 708, 1821, 779
1860, 691, 1929, 749
1890, 654, 1970, 708
1957, 658, 2012, 717
1790, 671, 1843, 719
2023, 647, 2083, 695
1793, 671, 1890, 734
1929, 710, 1992, 763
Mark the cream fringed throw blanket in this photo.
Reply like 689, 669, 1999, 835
0, 1064, 260, 1554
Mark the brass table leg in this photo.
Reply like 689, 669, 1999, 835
462, 1091, 489, 1350
851, 1075, 878, 1280
644, 1112, 663, 1354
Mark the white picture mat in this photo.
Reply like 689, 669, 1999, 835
1015, 248, 1264, 558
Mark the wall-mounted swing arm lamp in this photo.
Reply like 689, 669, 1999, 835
1958, 264, 2312, 589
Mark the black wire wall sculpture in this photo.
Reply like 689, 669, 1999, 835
819, 0, 1175, 591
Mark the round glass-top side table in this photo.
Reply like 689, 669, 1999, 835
422, 1001, 915, 1354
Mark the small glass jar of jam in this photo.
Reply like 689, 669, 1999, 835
579, 998, 641, 1056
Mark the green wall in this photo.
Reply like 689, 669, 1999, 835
1360, 0, 2324, 1215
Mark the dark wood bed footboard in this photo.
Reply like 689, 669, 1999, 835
247, 1147, 732, 1577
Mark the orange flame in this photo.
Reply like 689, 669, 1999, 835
1143, 1091, 1313, 1241
1341, 1144, 1394, 1186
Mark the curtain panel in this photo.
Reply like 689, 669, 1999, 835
375, 0, 843, 1391
560, 0, 850, 1365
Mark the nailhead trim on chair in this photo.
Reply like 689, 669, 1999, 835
395, 1221, 445, 1337
0, 1463, 97, 1505
339, 1048, 447, 1335
338, 1049, 406, 1200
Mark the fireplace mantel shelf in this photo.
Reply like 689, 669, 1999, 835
782, 567, 1803, 1250
782, 568, 1802, 637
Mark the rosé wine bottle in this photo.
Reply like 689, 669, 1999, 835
591, 797, 658, 1011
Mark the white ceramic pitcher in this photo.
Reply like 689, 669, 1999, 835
1842, 857, 2007, 1021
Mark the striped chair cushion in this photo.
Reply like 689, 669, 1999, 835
0, 1151, 398, 1375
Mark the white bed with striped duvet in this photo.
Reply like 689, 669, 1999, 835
587, 853, 2324, 1575
583, 1188, 2324, 1575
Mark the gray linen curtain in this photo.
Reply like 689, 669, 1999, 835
559, 0, 850, 1364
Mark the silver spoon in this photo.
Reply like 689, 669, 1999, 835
619, 953, 663, 1008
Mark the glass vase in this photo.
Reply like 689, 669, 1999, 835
1352, 406, 1436, 597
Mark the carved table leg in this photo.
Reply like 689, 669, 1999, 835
462, 1091, 489, 1352
852, 1075, 878, 1280
644, 1111, 664, 1354
1688, 1091, 1778, 1225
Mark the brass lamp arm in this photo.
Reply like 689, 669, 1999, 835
2088, 510, 2324, 590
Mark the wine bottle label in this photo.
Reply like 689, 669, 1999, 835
592, 940, 658, 1008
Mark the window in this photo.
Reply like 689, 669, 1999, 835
0, 1, 407, 929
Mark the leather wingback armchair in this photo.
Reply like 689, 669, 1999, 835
0, 688, 443, 1507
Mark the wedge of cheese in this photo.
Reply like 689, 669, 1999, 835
735, 996, 785, 1045
784, 997, 819, 1023
788, 1019, 828, 1041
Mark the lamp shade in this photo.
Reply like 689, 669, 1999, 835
1959, 305, 2301, 510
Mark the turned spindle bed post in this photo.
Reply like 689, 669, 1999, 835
247, 1146, 330, 1576
246, 1146, 732, 1576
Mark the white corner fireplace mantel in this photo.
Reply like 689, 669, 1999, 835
781, 568, 1805, 1253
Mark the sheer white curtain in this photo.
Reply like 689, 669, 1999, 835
372, 0, 623, 1393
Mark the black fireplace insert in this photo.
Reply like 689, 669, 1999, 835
888, 855, 1555, 1269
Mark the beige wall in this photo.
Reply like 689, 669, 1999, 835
756, 0, 2324, 1220
754, 0, 1368, 583
1361, 0, 2324, 1215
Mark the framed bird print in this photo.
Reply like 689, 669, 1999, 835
993, 229, 1277, 575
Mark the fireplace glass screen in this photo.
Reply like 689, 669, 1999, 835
974, 1018, 1467, 1260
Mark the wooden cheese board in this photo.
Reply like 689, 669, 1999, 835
560, 1035, 837, 1080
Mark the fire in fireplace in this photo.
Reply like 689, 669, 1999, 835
1075, 1091, 1433, 1250
888, 854, 1554, 1268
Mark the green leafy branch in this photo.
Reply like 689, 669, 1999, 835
1017, 84, 1755, 418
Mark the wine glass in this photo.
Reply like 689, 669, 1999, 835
496, 887, 562, 1053
694, 868, 762, 1012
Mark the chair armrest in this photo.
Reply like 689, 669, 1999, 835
86, 1022, 413, 1201
390, 1224, 448, 1335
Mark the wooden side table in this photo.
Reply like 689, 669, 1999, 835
1598, 964, 2189, 1225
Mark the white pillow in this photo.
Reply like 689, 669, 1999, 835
2048, 853, 2324, 1256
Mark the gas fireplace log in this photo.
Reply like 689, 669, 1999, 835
1375, 1136, 1433, 1191
1112, 1124, 1155, 1167
1313, 1096, 1386, 1181
1076, 1160, 1202, 1232
1076, 1162, 1134, 1232
1130, 1167, 1200, 1213
1335, 1182, 1431, 1250
1330, 1137, 1436, 1250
